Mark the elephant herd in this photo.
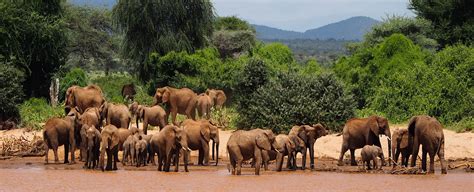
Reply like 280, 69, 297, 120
43, 85, 224, 172
42, 85, 447, 175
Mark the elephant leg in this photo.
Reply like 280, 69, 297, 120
198, 148, 204, 165
143, 120, 148, 135
338, 142, 349, 166
157, 153, 163, 171
411, 138, 420, 167
202, 141, 210, 165
254, 149, 262, 175
395, 150, 401, 167
171, 109, 178, 126
233, 148, 243, 175
165, 153, 173, 172
122, 148, 127, 166
438, 142, 447, 174
276, 153, 284, 172
429, 151, 435, 174
106, 150, 112, 170
174, 151, 179, 172
113, 150, 118, 170
44, 144, 49, 164
301, 147, 307, 170
230, 157, 236, 175
421, 149, 427, 172
64, 143, 70, 164
52, 146, 59, 163
350, 149, 357, 166
309, 144, 315, 170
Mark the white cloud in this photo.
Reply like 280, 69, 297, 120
211, 0, 415, 31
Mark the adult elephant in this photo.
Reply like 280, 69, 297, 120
408, 115, 447, 174
64, 85, 104, 115
101, 102, 131, 129
130, 102, 167, 135
149, 125, 191, 172
227, 129, 278, 175
288, 124, 327, 170
153, 86, 197, 125
99, 125, 120, 171
182, 119, 219, 166
74, 107, 102, 161
391, 128, 412, 167
43, 113, 77, 164
121, 83, 136, 102
337, 116, 392, 166
205, 89, 227, 109
196, 93, 212, 119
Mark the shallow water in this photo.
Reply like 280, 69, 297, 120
0, 161, 472, 191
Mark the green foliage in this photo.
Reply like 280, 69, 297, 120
446, 117, 474, 133
210, 107, 239, 130
89, 72, 152, 105
254, 43, 296, 74
212, 16, 256, 58
363, 16, 437, 50
237, 72, 355, 133
0, 1, 68, 98
19, 98, 63, 130
59, 68, 88, 102
113, 0, 215, 82
410, 0, 474, 47
0, 64, 25, 122
64, 4, 122, 73
299, 59, 324, 76
234, 57, 270, 98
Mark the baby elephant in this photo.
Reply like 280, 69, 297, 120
135, 137, 148, 167
84, 125, 101, 169
361, 145, 385, 170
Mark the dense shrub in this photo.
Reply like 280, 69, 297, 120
0, 64, 25, 122
59, 68, 88, 102
19, 98, 63, 130
89, 72, 150, 104
254, 43, 297, 75
237, 72, 355, 133
234, 57, 269, 99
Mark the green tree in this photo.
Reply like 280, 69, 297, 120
59, 68, 88, 102
0, 1, 67, 98
113, 0, 215, 82
254, 43, 297, 75
410, 0, 474, 47
212, 16, 256, 58
0, 64, 25, 122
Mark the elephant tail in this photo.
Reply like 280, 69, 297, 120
226, 147, 230, 172
43, 131, 50, 148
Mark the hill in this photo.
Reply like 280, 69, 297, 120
254, 16, 380, 40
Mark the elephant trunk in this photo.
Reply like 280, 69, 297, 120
215, 142, 219, 166
212, 140, 215, 160
387, 137, 392, 166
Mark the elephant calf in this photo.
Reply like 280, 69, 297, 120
361, 145, 384, 170
122, 135, 137, 166
99, 125, 120, 171
135, 137, 148, 167
262, 134, 298, 172
227, 129, 278, 175
84, 125, 101, 169
392, 128, 412, 168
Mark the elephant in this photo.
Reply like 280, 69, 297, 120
73, 107, 102, 161
205, 89, 227, 109
135, 137, 148, 167
391, 128, 412, 167
99, 125, 120, 171
149, 125, 191, 172
130, 102, 167, 135
43, 114, 77, 164
64, 85, 104, 115
261, 134, 296, 172
361, 145, 384, 170
182, 119, 220, 166
408, 115, 447, 174
101, 102, 131, 129
227, 128, 278, 175
121, 83, 136, 102
338, 116, 392, 167
196, 93, 212, 119
122, 135, 137, 166
288, 124, 327, 170
153, 86, 197, 125
286, 134, 306, 170
84, 125, 101, 169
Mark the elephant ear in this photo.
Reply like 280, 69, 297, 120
138, 106, 145, 119
256, 134, 271, 151
392, 129, 399, 146
400, 131, 409, 149
200, 124, 211, 142
162, 88, 170, 103
111, 131, 120, 148
368, 116, 380, 136
286, 139, 295, 153
216, 90, 226, 105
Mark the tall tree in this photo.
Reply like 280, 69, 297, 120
112, 0, 215, 82
410, 0, 474, 47
0, 0, 67, 97
212, 16, 256, 58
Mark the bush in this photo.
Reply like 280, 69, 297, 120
254, 43, 297, 75
234, 57, 269, 99
19, 98, 63, 130
0, 64, 25, 122
89, 72, 150, 104
59, 68, 88, 102
237, 72, 355, 133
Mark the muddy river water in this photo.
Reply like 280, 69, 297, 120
0, 157, 472, 191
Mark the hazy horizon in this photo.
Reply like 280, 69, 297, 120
212, 0, 415, 32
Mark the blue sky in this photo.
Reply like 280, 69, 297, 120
212, 0, 415, 31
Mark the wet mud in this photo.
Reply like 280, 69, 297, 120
0, 156, 472, 191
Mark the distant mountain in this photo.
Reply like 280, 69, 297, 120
254, 16, 380, 40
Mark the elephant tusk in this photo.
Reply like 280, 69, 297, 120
275, 149, 280, 153
387, 137, 392, 141
186, 147, 192, 152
